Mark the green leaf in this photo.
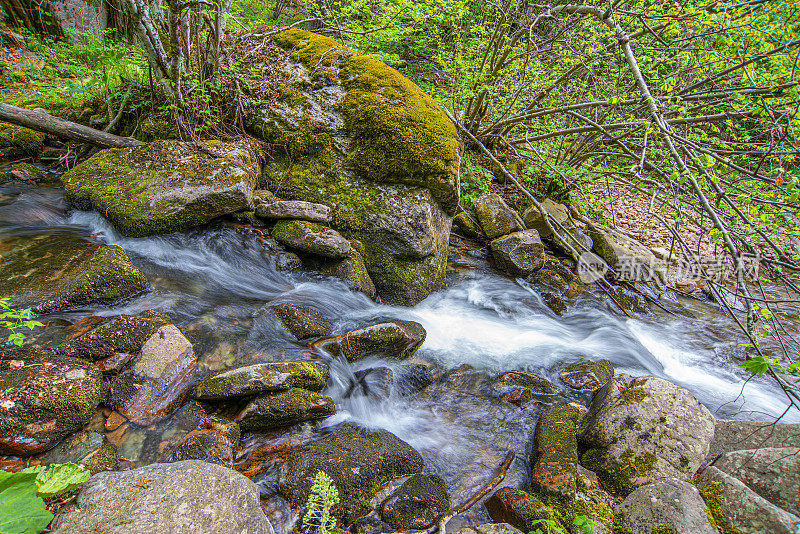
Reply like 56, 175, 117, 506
28, 463, 90, 499
739, 355, 771, 376
0, 471, 53, 534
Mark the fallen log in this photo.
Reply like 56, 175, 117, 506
0, 102, 145, 148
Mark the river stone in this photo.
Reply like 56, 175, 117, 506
159, 417, 240, 466
396, 364, 434, 395
579, 374, 715, 495
50, 460, 273, 534
265, 424, 424, 523
709, 419, 800, 458
490, 230, 545, 277
272, 219, 351, 258
587, 221, 671, 282
194, 362, 328, 400
351, 367, 393, 400
616, 478, 717, 534
253, 29, 459, 305
42, 430, 118, 474
712, 447, 800, 516
559, 360, 614, 391
269, 302, 332, 339
697, 465, 800, 534
256, 200, 332, 222
54, 311, 169, 361
474, 192, 524, 239
234, 388, 335, 431
485, 488, 558, 532
0, 348, 104, 456
453, 211, 485, 240
351, 516, 394, 534
456, 524, 524, 534
314, 320, 426, 362
0, 233, 148, 313
531, 402, 583, 498
62, 140, 259, 237
110, 324, 197, 427
317, 248, 377, 299
380, 474, 450, 530
522, 199, 568, 237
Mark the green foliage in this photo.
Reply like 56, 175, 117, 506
21, 463, 91, 499
0, 471, 53, 534
460, 154, 491, 208
303, 471, 340, 534
529, 515, 595, 534
0, 298, 43, 346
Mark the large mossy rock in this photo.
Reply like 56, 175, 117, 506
0, 348, 105, 456
54, 312, 169, 360
579, 375, 715, 495
51, 460, 274, 534
0, 233, 147, 312
379, 474, 450, 530
264, 424, 424, 523
62, 140, 259, 237
194, 361, 328, 400
615, 478, 717, 534
250, 29, 460, 305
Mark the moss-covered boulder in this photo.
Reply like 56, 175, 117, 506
579, 375, 715, 495
62, 140, 259, 237
0, 233, 148, 313
256, 199, 332, 222
42, 430, 118, 474
272, 219, 351, 258
615, 478, 718, 534
485, 488, 559, 532
317, 248, 377, 298
268, 302, 333, 339
474, 193, 524, 239
559, 360, 614, 392
267, 424, 424, 523
0, 124, 45, 156
0, 348, 105, 456
453, 211, 485, 241
194, 361, 328, 400
234, 388, 335, 431
249, 28, 460, 305
531, 403, 583, 498
490, 230, 546, 277
314, 320, 426, 362
380, 474, 451, 530
54, 311, 169, 361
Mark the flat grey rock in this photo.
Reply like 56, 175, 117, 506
51, 460, 273, 534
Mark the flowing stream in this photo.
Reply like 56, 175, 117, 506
2, 182, 799, 526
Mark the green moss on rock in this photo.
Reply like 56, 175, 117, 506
581, 447, 658, 496
698, 481, 742, 534
234, 387, 335, 431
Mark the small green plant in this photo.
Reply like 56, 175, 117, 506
0, 463, 91, 534
529, 515, 595, 534
460, 155, 492, 209
0, 298, 43, 346
303, 471, 340, 534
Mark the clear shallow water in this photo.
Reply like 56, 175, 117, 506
2, 183, 799, 519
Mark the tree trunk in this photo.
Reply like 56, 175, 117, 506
0, 103, 145, 148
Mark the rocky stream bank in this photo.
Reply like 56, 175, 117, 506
1, 27, 800, 534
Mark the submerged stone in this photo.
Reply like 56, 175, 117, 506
268, 302, 333, 339
531, 402, 583, 498
62, 140, 259, 237
194, 361, 328, 400
0, 233, 147, 313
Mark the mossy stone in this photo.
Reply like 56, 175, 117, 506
380, 474, 451, 530
234, 388, 335, 431
62, 140, 259, 237
194, 361, 328, 400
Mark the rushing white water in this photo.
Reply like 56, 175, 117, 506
2, 184, 799, 513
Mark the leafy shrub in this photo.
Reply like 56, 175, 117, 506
0, 298, 43, 346
303, 471, 340, 534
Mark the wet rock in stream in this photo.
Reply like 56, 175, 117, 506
314, 319, 426, 362
0, 346, 105, 456
194, 361, 329, 400
0, 233, 148, 313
